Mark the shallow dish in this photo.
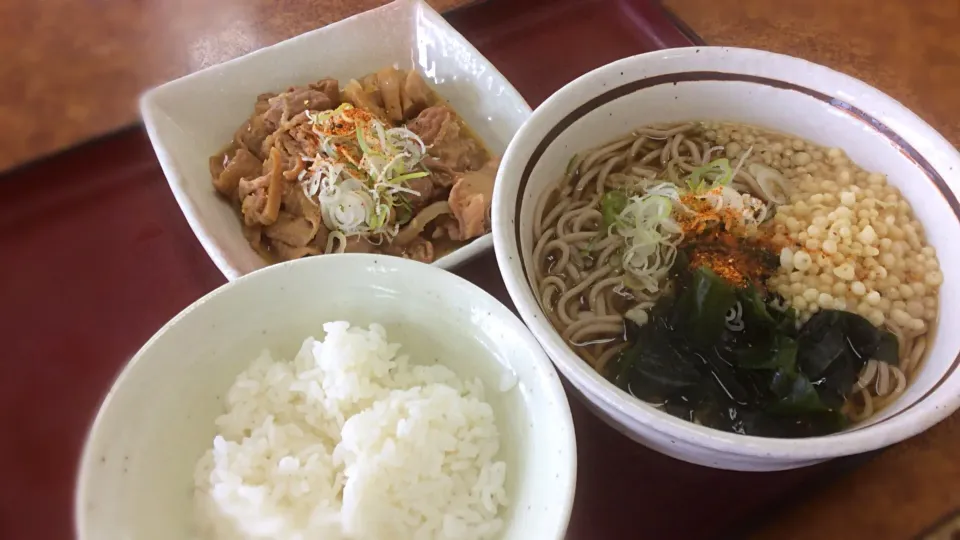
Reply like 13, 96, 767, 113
492, 46, 960, 471
140, 0, 530, 280
75, 254, 575, 539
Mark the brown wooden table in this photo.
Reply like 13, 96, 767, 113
0, 0, 472, 173
0, 0, 889, 539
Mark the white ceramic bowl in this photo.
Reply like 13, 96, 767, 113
75, 255, 576, 539
492, 46, 960, 471
140, 0, 531, 280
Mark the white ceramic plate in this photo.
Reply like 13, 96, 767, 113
493, 46, 960, 471
140, 0, 531, 280
75, 254, 576, 539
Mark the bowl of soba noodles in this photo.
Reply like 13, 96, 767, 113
491, 46, 960, 471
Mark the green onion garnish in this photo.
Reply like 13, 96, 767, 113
566, 153, 579, 177
356, 126, 373, 156
392, 171, 431, 184
686, 158, 733, 193
601, 190, 629, 233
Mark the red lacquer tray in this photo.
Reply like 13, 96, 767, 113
0, 0, 854, 538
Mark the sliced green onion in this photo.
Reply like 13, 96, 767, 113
314, 103, 353, 125
311, 110, 335, 124
653, 195, 672, 219
582, 236, 599, 255
381, 191, 395, 208
325, 231, 347, 254
614, 192, 683, 293
395, 204, 413, 225
601, 190, 629, 233
394, 162, 409, 175
373, 121, 389, 152
686, 158, 733, 193
389, 158, 407, 177
711, 159, 734, 188
369, 203, 391, 229
356, 126, 374, 156
566, 153, 579, 177
392, 171, 430, 184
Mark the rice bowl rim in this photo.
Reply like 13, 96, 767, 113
75, 254, 578, 538
492, 46, 960, 461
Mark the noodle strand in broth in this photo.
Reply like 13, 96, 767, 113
534, 121, 942, 436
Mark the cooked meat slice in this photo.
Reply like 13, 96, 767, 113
253, 92, 277, 115
376, 67, 405, 123
213, 148, 262, 197
232, 93, 278, 159
258, 113, 318, 170
243, 224, 276, 261
422, 156, 458, 188
243, 224, 263, 250
386, 237, 435, 263
342, 235, 380, 254
280, 184, 327, 246
401, 70, 432, 120
239, 147, 284, 226
309, 78, 340, 106
212, 157, 227, 189
406, 106, 448, 145
263, 212, 320, 247
263, 86, 337, 128
406, 106, 488, 172
448, 158, 499, 240
271, 240, 320, 261
210, 150, 228, 180
234, 115, 273, 159
404, 237, 435, 263
283, 156, 305, 180
281, 183, 317, 217
238, 174, 270, 201
288, 120, 320, 159
263, 148, 285, 223
431, 215, 461, 241
284, 110, 311, 128
272, 130, 316, 168
343, 79, 387, 120
259, 132, 278, 164
400, 175, 435, 212
240, 189, 266, 226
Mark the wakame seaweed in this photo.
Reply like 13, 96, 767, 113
608, 266, 900, 438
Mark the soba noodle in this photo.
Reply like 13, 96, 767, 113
533, 121, 941, 431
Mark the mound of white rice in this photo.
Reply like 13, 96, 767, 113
193, 322, 508, 540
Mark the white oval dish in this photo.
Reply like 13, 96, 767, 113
140, 0, 531, 280
492, 46, 960, 471
75, 254, 576, 538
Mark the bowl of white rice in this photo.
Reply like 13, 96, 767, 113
75, 254, 576, 540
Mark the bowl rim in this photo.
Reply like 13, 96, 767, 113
493, 45, 960, 460
75, 253, 577, 538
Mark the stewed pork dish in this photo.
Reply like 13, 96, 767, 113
209, 67, 498, 264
